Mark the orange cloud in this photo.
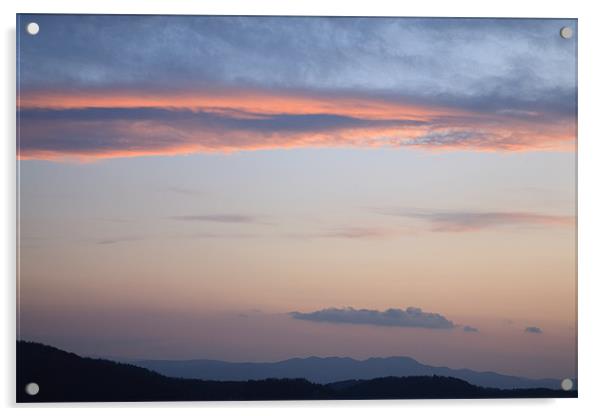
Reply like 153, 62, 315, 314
17, 88, 576, 162
18, 88, 459, 120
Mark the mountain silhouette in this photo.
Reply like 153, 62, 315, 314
133, 354, 565, 390
17, 341, 576, 402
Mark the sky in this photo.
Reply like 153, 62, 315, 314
17, 15, 577, 380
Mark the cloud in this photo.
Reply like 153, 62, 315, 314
18, 15, 575, 112
463, 325, 479, 333
17, 94, 574, 161
322, 227, 401, 239
165, 186, 203, 196
289, 307, 455, 329
96, 236, 143, 245
94, 231, 263, 245
525, 326, 543, 334
288, 227, 405, 240
399, 128, 553, 152
170, 214, 260, 224
16, 17, 576, 161
382, 209, 574, 232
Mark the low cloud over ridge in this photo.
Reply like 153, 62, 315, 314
289, 307, 457, 329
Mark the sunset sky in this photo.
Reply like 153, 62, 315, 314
17, 15, 577, 380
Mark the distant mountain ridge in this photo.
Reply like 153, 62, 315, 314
17, 341, 575, 402
133, 354, 566, 390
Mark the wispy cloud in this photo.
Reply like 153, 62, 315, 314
381, 209, 574, 232
170, 214, 262, 224
289, 307, 456, 329
322, 227, 404, 239
96, 236, 145, 245
94, 231, 263, 245
525, 326, 543, 334
287, 226, 405, 240
165, 186, 203, 196
463, 325, 479, 333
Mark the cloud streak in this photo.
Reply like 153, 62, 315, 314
17, 89, 575, 161
289, 307, 456, 329
463, 325, 479, 333
96, 236, 144, 245
165, 186, 204, 196
525, 326, 543, 334
170, 214, 261, 224
382, 209, 574, 232
288, 226, 406, 240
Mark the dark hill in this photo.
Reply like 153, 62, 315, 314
327, 376, 575, 399
16, 341, 576, 402
17, 341, 328, 402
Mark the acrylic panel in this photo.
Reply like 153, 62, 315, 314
16, 15, 577, 402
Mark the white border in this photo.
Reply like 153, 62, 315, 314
2, 0, 601, 414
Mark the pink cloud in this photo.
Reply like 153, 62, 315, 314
17, 88, 576, 162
